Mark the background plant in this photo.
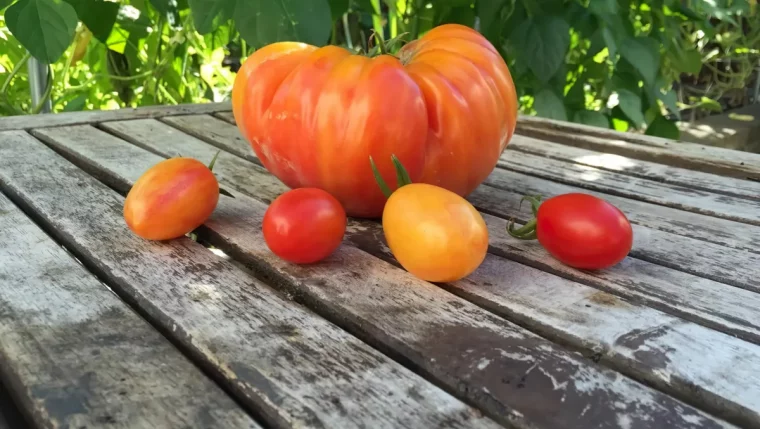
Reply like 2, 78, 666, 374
0, 0, 757, 140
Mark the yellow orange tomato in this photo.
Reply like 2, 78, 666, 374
124, 157, 219, 241
373, 155, 489, 282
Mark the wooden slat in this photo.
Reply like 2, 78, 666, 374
99, 118, 760, 428
161, 114, 257, 162
481, 167, 760, 255
515, 119, 760, 180
0, 131, 501, 429
498, 149, 760, 226
0, 102, 230, 132
0, 193, 259, 428
36, 123, 737, 429
507, 135, 760, 201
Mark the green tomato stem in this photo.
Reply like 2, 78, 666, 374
370, 156, 393, 198
208, 149, 221, 172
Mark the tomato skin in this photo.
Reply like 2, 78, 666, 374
536, 194, 633, 270
124, 158, 219, 241
233, 24, 518, 218
263, 188, 347, 264
382, 183, 488, 282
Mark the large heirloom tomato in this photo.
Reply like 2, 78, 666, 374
232, 24, 518, 218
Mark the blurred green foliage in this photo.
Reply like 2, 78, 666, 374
0, 0, 757, 139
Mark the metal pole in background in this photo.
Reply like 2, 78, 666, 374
27, 56, 52, 114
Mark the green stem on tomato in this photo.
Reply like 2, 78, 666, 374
507, 195, 543, 240
373, 31, 389, 55
370, 154, 413, 198
207, 149, 221, 171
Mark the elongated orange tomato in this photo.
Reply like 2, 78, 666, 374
124, 157, 219, 241
372, 156, 489, 282
232, 24, 518, 218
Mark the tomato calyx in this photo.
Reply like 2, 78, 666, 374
370, 154, 413, 198
365, 31, 409, 58
506, 195, 543, 241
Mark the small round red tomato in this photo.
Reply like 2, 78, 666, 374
262, 188, 347, 264
124, 157, 219, 241
508, 193, 633, 270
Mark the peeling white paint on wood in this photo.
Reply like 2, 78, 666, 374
0, 130, 498, 429
0, 194, 259, 429
49, 119, 746, 428
506, 135, 760, 201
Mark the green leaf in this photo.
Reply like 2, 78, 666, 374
63, 0, 119, 43
6, 0, 78, 64
620, 37, 660, 86
617, 88, 646, 128
0, 0, 14, 11
657, 88, 680, 119
646, 115, 680, 140
328, 0, 349, 22
149, 0, 174, 14
116, 4, 153, 38
509, 16, 570, 82
602, 26, 617, 62
588, 0, 618, 17
574, 110, 610, 128
235, 0, 333, 48
670, 46, 702, 74
62, 93, 88, 112
478, 0, 507, 40
534, 88, 568, 121
189, 0, 235, 34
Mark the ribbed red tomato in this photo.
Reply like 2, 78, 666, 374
508, 193, 633, 270
232, 24, 518, 218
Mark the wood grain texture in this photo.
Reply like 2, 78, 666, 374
481, 167, 760, 255
98, 118, 760, 427
149, 114, 760, 290
0, 130, 497, 429
515, 120, 760, 180
42, 123, 736, 429
497, 149, 760, 226
506, 135, 760, 201
160, 114, 258, 163
0, 103, 230, 132
0, 194, 259, 429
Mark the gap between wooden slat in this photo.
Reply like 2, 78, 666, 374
3, 130, 500, 429
0, 378, 29, 429
96, 119, 760, 428
29, 123, 741, 429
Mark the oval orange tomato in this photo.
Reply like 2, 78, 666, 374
232, 24, 518, 218
372, 156, 489, 283
124, 157, 219, 241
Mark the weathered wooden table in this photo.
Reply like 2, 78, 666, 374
1, 103, 759, 429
